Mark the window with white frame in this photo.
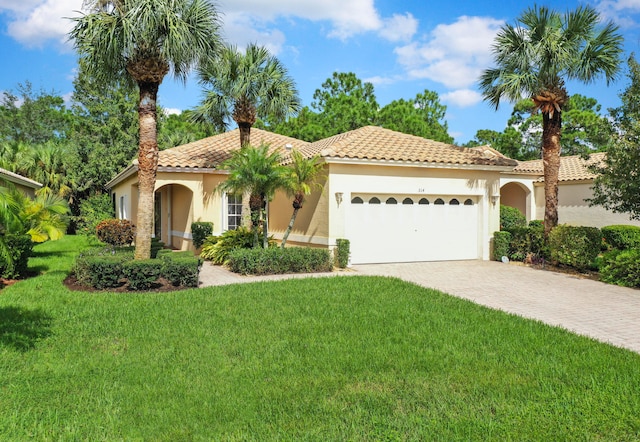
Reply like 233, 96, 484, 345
227, 193, 242, 230
119, 195, 126, 219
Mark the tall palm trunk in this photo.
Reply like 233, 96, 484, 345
281, 193, 304, 248
134, 81, 160, 259
542, 110, 562, 237
239, 122, 252, 147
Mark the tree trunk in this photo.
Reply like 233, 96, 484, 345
281, 194, 304, 248
261, 193, 268, 249
281, 207, 299, 248
239, 122, 251, 147
542, 110, 562, 238
134, 81, 160, 260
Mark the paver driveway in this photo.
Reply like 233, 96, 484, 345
199, 260, 640, 354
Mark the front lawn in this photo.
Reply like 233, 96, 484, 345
1, 236, 639, 440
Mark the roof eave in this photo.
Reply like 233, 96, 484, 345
323, 156, 516, 172
0, 168, 43, 189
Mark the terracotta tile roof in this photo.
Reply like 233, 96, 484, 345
153, 128, 309, 169
299, 126, 517, 167
513, 152, 605, 182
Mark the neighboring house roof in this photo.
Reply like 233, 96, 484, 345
513, 152, 606, 182
0, 167, 42, 189
300, 126, 517, 168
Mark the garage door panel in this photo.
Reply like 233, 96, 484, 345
347, 194, 479, 264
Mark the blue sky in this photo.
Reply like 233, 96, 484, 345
1, 0, 640, 144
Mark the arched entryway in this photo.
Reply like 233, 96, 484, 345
500, 181, 531, 220
155, 184, 194, 250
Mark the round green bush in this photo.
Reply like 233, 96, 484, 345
601, 225, 640, 251
548, 225, 601, 271
500, 205, 526, 231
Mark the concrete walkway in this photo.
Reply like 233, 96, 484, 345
199, 260, 640, 354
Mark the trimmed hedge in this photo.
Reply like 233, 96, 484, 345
335, 238, 350, 268
0, 234, 33, 279
601, 225, 640, 251
191, 222, 213, 249
548, 225, 601, 271
73, 246, 200, 290
162, 257, 201, 287
493, 231, 511, 261
227, 247, 332, 275
123, 259, 163, 290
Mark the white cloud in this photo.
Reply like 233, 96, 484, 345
4, 0, 81, 49
441, 89, 483, 108
218, 0, 381, 40
163, 108, 182, 116
222, 11, 287, 55
394, 16, 504, 89
379, 13, 418, 43
363, 75, 398, 86
597, 0, 640, 26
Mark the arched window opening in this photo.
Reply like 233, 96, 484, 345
419, 198, 430, 205
464, 199, 474, 205
351, 196, 363, 204
402, 198, 414, 205
369, 197, 381, 204
434, 198, 445, 205
449, 198, 460, 205
386, 197, 398, 204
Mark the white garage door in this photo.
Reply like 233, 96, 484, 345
346, 194, 479, 264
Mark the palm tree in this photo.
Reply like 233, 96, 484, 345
21, 142, 74, 198
194, 43, 301, 148
70, 0, 222, 259
479, 5, 622, 236
281, 151, 323, 248
217, 143, 289, 248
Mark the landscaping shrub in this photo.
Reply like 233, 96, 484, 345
548, 225, 601, 271
73, 246, 200, 290
150, 237, 164, 258
335, 238, 350, 268
493, 231, 511, 261
162, 256, 201, 287
73, 247, 133, 289
601, 225, 640, 251
227, 247, 332, 275
74, 193, 114, 238
96, 219, 135, 246
76, 255, 127, 289
122, 259, 163, 290
599, 248, 640, 288
500, 205, 526, 231
0, 234, 33, 279
191, 222, 213, 249
200, 227, 254, 264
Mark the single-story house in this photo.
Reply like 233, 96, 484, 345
500, 152, 640, 229
107, 127, 638, 264
0, 167, 42, 197
107, 126, 517, 264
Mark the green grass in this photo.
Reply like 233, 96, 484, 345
1, 236, 639, 440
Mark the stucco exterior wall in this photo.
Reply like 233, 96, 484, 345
326, 162, 502, 260
269, 169, 330, 246
534, 182, 640, 228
